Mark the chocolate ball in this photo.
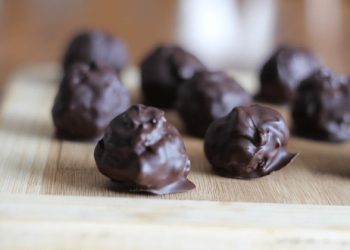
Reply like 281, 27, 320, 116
292, 69, 350, 142
52, 62, 130, 140
204, 104, 296, 179
257, 46, 320, 104
94, 104, 195, 195
141, 45, 205, 108
63, 30, 129, 74
176, 71, 251, 137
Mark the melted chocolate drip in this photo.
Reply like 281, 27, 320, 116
94, 104, 195, 195
205, 104, 297, 179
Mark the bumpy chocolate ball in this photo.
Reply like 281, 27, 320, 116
94, 104, 195, 195
204, 105, 296, 179
52, 62, 130, 140
292, 69, 350, 142
257, 46, 320, 104
176, 71, 251, 137
63, 30, 129, 74
141, 45, 205, 108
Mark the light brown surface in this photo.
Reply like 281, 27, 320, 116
1, 65, 350, 205
2, 194, 350, 250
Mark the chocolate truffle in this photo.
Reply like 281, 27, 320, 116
292, 69, 350, 142
176, 71, 251, 137
257, 46, 320, 104
141, 45, 205, 108
94, 104, 195, 195
63, 30, 129, 74
204, 105, 296, 179
52, 62, 130, 140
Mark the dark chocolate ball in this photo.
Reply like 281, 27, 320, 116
176, 71, 251, 137
292, 68, 350, 142
52, 62, 130, 140
257, 46, 320, 104
204, 104, 296, 179
63, 30, 129, 74
94, 104, 195, 195
140, 45, 205, 108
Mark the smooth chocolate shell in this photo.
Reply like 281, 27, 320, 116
257, 46, 320, 104
176, 71, 251, 137
141, 45, 205, 108
63, 30, 129, 74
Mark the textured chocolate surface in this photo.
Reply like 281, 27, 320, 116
63, 30, 129, 74
292, 69, 350, 142
94, 104, 195, 195
141, 45, 205, 108
204, 104, 296, 179
176, 71, 251, 137
257, 46, 320, 104
52, 62, 130, 140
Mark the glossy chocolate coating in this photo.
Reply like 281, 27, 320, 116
204, 105, 296, 179
292, 69, 350, 142
257, 46, 320, 104
94, 104, 195, 195
141, 45, 205, 108
52, 62, 130, 140
176, 71, 251, 137
63, 30, 129, 74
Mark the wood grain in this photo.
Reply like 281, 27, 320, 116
1, 194, 350, 250
1, 65, 350, 205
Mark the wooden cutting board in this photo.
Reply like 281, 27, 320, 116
1, 64, 349, 204
1, 64, 350, 249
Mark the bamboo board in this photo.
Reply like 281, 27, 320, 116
1, 64, 350, 204
1, 194, 350, 250
1, 64, 350, 249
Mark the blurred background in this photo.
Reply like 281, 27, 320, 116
1, 0, 350, 85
